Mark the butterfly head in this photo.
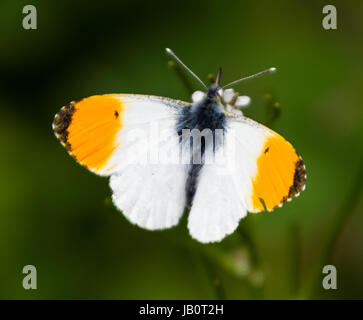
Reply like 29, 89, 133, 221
206, 84, 220, 100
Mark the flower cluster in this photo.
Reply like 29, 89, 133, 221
192, 88, 251, 115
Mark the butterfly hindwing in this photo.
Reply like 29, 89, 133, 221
187, 145, 247, 243
109, 116, 189, 230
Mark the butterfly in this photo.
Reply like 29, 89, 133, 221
52, 48, 306, 243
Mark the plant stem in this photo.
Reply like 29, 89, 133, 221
309, 162, 363, 297
199, 248, 226, 300
237, 221, 265, 298
289, 222, 301, 297
168, 61, 196, 96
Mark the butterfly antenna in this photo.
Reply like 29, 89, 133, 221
166, 48, 207, 89
222, 67, 276, 89
215, 67, 222, 87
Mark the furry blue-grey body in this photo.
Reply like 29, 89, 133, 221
176, 85, 226, 207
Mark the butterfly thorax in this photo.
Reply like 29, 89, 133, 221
177, 84, 225, 133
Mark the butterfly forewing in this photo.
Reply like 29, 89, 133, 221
223, 112, 306, 212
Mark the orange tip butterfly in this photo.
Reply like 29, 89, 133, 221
52, 48, 306, 243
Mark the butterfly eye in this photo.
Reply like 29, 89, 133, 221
191, 90, 205, 103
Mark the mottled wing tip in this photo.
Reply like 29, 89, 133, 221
289, 157, 307, 198
276, 157, 306, 209
52, 102, 76, 150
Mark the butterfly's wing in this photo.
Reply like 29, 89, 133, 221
53, 94, 190, 230
53, 94, 190, 175
188, 112, 306, 243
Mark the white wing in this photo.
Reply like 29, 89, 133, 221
110, 117, 189, 229
187, 149, 247, 242
188, 114, 306, 243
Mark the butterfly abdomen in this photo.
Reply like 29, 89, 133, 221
177, 97, 226, 206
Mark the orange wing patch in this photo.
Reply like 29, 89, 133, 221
251, 134, 306, 211
53, 94, 122, 173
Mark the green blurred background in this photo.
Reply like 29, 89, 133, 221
0, 0, 362, 299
